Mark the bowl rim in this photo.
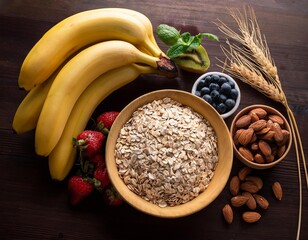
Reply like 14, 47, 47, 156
105, 89, 233, 218
230, 104, 292, 169
191, 71, 241, 119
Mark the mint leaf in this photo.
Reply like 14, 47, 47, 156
166, 43, 189, 59
199, 33, 219, 41
156, 24, 180, 46
156, 24, 219, 58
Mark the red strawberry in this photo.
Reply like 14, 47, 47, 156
68, 175, 94, 205
76, 130, 105, 158
103, 186, 123, 206
88, 152, 105, 167
96, 111, 119, 133
93, 167, 110, 191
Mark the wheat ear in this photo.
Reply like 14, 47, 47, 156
216, 6, 307, 240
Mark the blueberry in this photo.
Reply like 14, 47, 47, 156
209, 83, 220, 91
219, 94, 227, 103
195, 90, 201, 97
228, 79, 235, 88
230, 88, 238, 100
212, 102, 217, 109
204, 75, 212, 86
210, 90, 220, 101
196, 79, 206, 90
211, 74, 220, 83
217, 103, 227, 114
202, 94, 212, 104
220, 82, 232, 95
218, 76, 228, 85
200, 87, 210, 95
225, 98, 236, 109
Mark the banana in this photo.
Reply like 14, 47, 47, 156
35, 40, 177, 157
12, 70, 57, 134
105, 8, 160, 49
18, 9, 164, 90
48, 64, 160, 181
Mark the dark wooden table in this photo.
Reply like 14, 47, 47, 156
1, 0, 307, 239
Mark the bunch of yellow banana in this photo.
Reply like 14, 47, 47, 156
13, 8, 177, 181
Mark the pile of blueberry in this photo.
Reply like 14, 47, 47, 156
194, 73, 239, 114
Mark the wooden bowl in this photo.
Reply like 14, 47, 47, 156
230, 104, 292, 170
105, 89, 233, 218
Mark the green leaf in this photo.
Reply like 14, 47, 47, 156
180, 32, 191, 43
156, 24, 180, 46
167, 43, 189, 59
199, 33, 219, 41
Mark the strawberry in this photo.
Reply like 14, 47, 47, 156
103, 186, 123, 206
88, 152, 105, 167
76, 130, 105, 158
93, 167, 110, 191
68, 175, 94, 205
96, 111, 119, 134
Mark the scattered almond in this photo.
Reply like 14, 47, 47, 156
240, 181, 259, 193
246, 176, 263, 190
272, 181, 283, 200
238, 166, 252, 181
222, 204, 233, 224
253, 194, 269, 209
242, 191, 257, 210
242, 211, 261, 223
231, 195, 249, 207
229, 176, 240, 196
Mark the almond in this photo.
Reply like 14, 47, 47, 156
235, 114, 252, 128
253, 194, 269, 209
242, 211, 261, 223
268, 114, 284, 125
267, 119, 274, 129
231, 195, 249, 207
239, 147, 254, 161
251, 107, 267, 119
249, 119, 267, 132
233, 129, 244, 146
222, 204, 233, 224
254, 153, 265, 164
272, 122, 284, 142
258, 140, 272, 156
272, 181, 283, 200
238, 128, 254, 145
246, 176, 263, 190
259, 130, 275, 141
229, 175, 240, 196
249, 111, 259, 122
265, 154, 275, 163
256, 127, 270, 135
242, 192, 257, 210
277, 145, 286, 158
240, 181, 259, 193
280, 129, 290, 146
238, 166, 252, 181
251, 142, 259, 151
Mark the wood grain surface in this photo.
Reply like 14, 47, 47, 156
0, 0, 307, 239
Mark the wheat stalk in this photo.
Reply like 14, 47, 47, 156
215, 6, 306, 240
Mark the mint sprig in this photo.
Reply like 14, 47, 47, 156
156, 24, 219, 59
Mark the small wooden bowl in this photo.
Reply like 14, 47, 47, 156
230, 104, 292, 170
105, 89, 233, 218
